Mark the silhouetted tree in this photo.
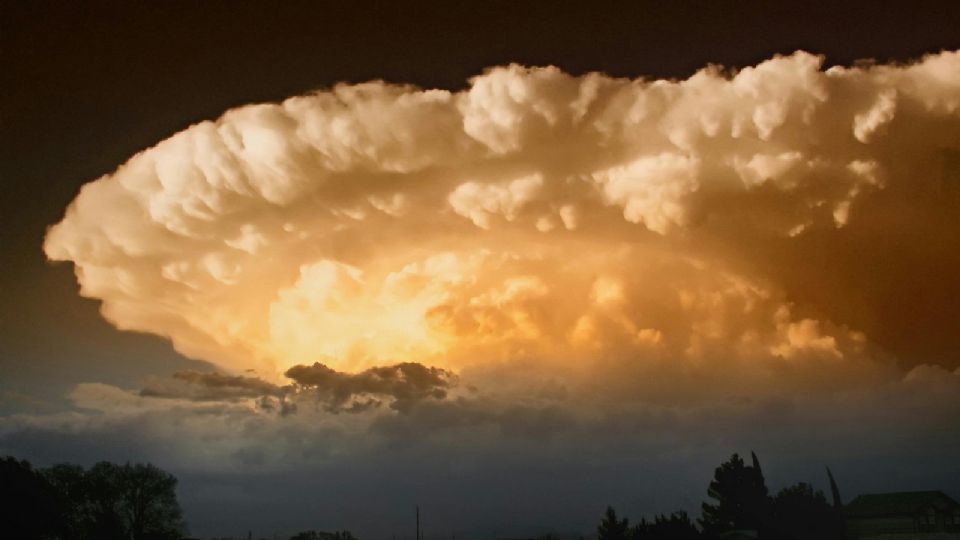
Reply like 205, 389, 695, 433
1, 456, 184, 540
85, 462, 129, 539
64, 461, 184, 540
0, 456, 66, 539
769, 483, 842, 540
43, 463, 96, 539
598, 506, 631, 540
699, 452, 772, 538
118, 463, 184, 540
634, 511, 701, 539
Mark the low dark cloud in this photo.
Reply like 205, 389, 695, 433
140, 370, 285, 401
254, 395, 298, 417
137, 361, 457, 414
285, 361, 458, 413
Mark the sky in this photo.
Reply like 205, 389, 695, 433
2, 2, 960, 538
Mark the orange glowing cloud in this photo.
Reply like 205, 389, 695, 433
45, 51, 960, 395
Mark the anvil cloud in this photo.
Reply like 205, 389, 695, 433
45, 51, 960, 405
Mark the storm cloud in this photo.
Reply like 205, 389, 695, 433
44, 51, 960, 388
16, 50, 960, 536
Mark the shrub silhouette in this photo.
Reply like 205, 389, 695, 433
634, 511, 700, 539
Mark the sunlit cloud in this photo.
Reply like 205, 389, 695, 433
43, 51, 960, 404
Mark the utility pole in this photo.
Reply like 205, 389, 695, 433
416, 505, 421, 540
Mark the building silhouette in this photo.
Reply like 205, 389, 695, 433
845, 491, 960, 539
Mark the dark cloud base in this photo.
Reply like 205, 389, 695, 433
140, 361, 457, 414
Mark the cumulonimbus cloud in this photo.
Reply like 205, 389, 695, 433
44, 51, 960, 399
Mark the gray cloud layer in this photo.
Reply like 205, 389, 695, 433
2, 361, 958, 538
141, 370, 285, 400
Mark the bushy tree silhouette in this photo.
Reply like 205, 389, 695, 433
770, 483, 842, 540
699, 452, 772, 537
598, 506, 631, 540
43, 463, 95, 539
86, 462, 128, 539
119, 463, 184, 540
1, 456, 184, 540
0, 456, 66, 539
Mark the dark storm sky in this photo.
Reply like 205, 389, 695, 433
2, 2, 960, 538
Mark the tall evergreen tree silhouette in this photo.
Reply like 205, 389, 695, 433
699, 452, 772, 537
598, 506, 631, 540
826, 467, 843, 510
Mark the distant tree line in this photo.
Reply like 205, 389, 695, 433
595, 452, 843, 540
0, 456, 184, 540
289, 531, 358, 540
3, 451, 843, 540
